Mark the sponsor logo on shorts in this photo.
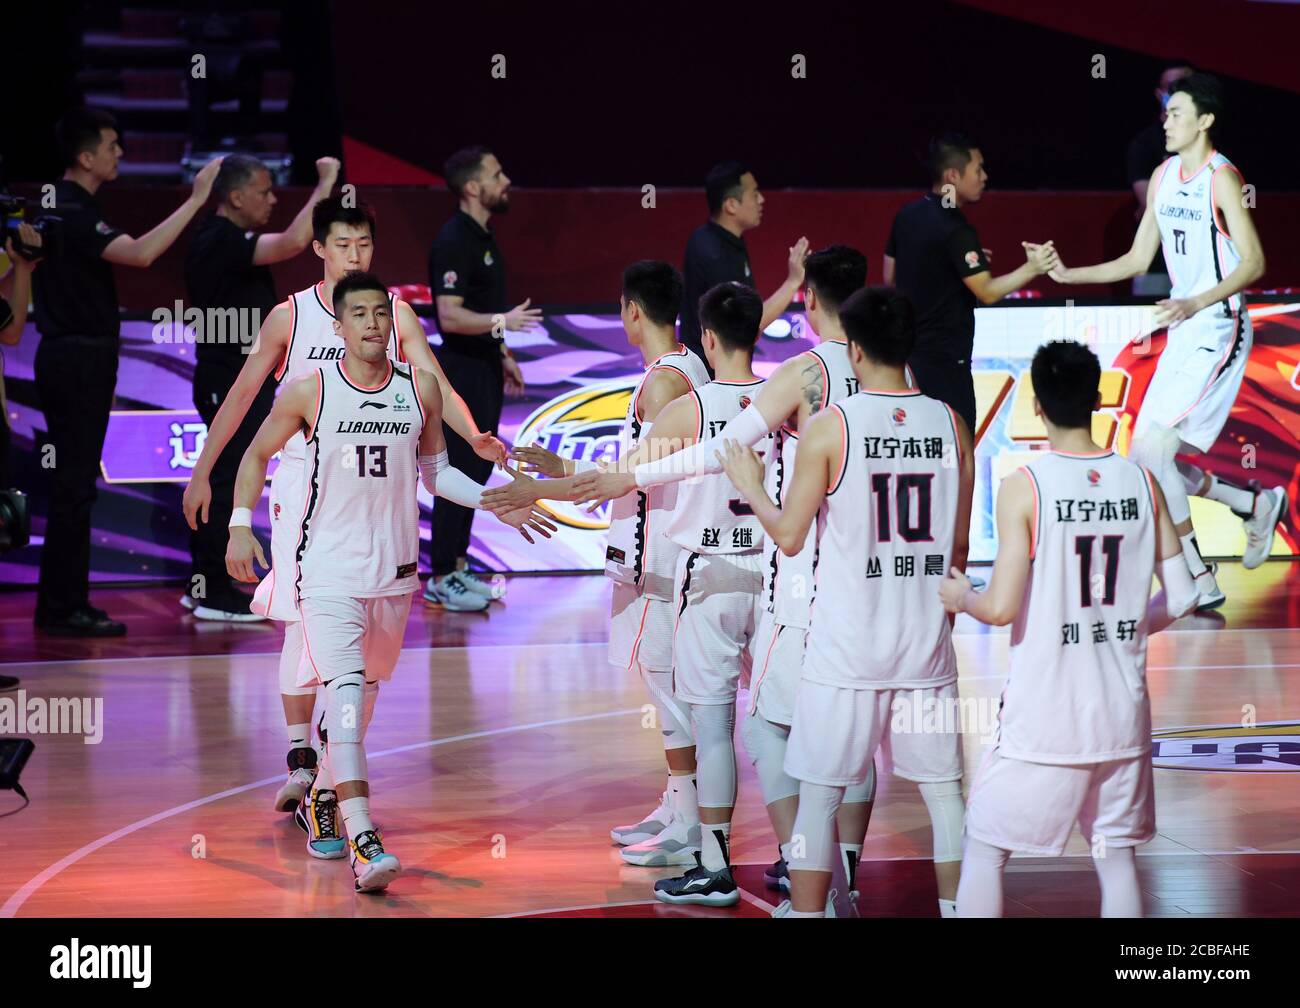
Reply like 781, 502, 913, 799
395, 561, 417, 579
1150, 721, 1300, 771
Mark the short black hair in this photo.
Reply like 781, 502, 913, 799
444, 146, 492, 199
803, 245, 867, 315
929, 132, 978, 185
312, 195, 376, 245
840, 286, 916, 366
622, 260, 682, 328
705, 162, 749, 217
1169, 72, 1224, 137
1160, 59, 1195, 79
699, 282, 762, 352
1030, 340, 1101, 430
214, 154, 269, 201
332, 270, 389, 316
56, 107, 119, 169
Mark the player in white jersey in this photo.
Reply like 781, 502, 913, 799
720, 287, 974, 918
1048, 73, 1281, 610
940, 340, 1197, 917
481, 262, 711, 867
225, 273, 549, 892
183, 197, 507, 816
577, 246, 881, 901
578, 281, 769, 905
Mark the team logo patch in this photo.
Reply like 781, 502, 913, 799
483, 250, 494, 266
273, 503, 281, 519
393, 392, 411, 412
1087, 468, 1101, 486
1151, 721, 1300, 771
964, 250, 981, 269
513, 380, 636, 530
739, 396, 751, 410
891, 407, 907, 425
442, 270, 458, 289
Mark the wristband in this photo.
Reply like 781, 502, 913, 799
229, 507, 253, 528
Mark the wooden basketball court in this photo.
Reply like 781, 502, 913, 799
1, 561, 1298, 918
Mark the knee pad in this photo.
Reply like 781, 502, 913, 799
323, 671, 365, 745
640, 665, 693, 749
788, 781, 844, 873
691, 703, 737, 809
843, 758, 877, 805
1130, 426, 1190, 524
919, 779, 966, 864
279, 621, 315, 696
740, 710, 799, 805
361, 681, 379, 735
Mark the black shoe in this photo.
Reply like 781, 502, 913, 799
764, 856, 791, 892
0, 675, 19, 692
36, 608, 127, 638
653, 853, 739, 907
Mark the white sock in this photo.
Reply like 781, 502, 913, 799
700, 821, 731, 871
287, 722, 311, 749
1179, 531, 1209, 580
839, 843, 863, 890
339, 796, 374, 841
1093, 846, 1143, 917
1205, 475, 1256, 516
938, 897, 957, 918
668, 773, 699, 823
315, 747, 335, 792
787, 907, 824, 918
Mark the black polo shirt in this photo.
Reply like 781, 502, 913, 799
185, 212, 278, 374
32, 179, 124, 342
681, 221, 754, 357
429, 210, 506, 357
885, 192, 988, 367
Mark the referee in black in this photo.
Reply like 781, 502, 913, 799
31, 108, 221, 637
681, 162, 807, 373
884, 134, 1057, 439
424, 146, 533, 611
181, 153, 339, 620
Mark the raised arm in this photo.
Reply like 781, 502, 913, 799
103, 158, 223, 268
252, 157, 339, 265
759, 236, 809, 332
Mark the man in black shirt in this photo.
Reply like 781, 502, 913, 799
883, 134, 1057, 439
681, 162, 807, 373
1125, 61, 1194, 294
181, 153, 339, 620
30, 107, 221, 637
425, 146, 532, 611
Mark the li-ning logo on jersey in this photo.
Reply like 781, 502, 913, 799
335, 420, 413, 435
358, 401, 388, 410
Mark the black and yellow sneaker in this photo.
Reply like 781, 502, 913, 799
350, 829, 402, 893
294, 787, 346, 859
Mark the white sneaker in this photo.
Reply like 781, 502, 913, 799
610, 791, 674, 846
769, 889, 839, 917
274, 765, 317, 813
350, 829, 402, 893
619, 817, 701, 867
1242, 486, 1287, 570
1195, 562, 1226, 611
179, 594, 196, 611
423, 573, 490, 612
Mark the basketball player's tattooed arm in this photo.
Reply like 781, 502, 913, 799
225, 374, 319, 582
1157, 166, 1264, 325
939, 469, 1033, 625
1147, 479, 1199, 630
184, 299, 293, 530
718, 407, 838, 555
1048, 165, 1165, 287
394, 300, 507, 465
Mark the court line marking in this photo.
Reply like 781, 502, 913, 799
494, 899, 658, 918
0, 705, 643, 918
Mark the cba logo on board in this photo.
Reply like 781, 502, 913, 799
1151, 721, 1300, 771
513, 380, 636, 530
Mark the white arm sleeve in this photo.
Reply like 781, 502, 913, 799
419, 451, 486, 509
1147, 552, 1198, 633
633, 401, 775, 489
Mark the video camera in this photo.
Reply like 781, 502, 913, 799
0, 157, 57, 261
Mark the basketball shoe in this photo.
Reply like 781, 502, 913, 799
274, 746, 318, 813
653, 852, 739, 907
350, 830, 401, 892
295, 787, 346, 859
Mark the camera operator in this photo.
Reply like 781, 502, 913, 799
30, 107, 221, 638
1, 222, 42, 489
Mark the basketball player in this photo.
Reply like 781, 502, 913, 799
939, 339, 1197, 917
578, 282, 769, 905
1047, 72, 1281, 608
574, 245, 880, 899
719, 286, 972, 918
183, 196, 507, 817
225, 272, 548, 891
481, 261, 711, 866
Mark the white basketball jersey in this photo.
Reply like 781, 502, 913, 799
998, 450, 1159, 764
665, 378, 771, 556
1153, 152, 1244, 318
295, 360, 423, 602
765, 340, 859, 628
803, 390, 962, 690
605, 345, 710, 599
275, 282, 406, 462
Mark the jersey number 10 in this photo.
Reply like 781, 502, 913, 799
869, 473, 933, 542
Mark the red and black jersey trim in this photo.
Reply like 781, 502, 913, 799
677, 552, 700, 617
294, 378, 325, 604
766, 429, 787, 609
